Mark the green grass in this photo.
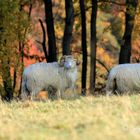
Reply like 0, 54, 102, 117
1, 95, 140, 140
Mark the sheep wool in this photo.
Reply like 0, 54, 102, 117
106, 63, 140, 95
21, 56, 78, 100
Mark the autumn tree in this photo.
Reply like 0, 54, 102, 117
0, 0, 30, 101
119, 0, 138, 64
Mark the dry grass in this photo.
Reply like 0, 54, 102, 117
0, 95, 140, 140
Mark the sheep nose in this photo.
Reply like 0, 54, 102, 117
64, 62, 72, 69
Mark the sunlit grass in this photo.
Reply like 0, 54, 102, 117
0, 95, 140, 140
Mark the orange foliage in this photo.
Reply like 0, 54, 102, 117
97, 47, 115, 68
24, 39, 45, 67
132, 39, 140, 62
37, 91, 48, 100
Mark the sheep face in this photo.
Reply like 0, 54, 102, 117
59, 55, 80, 69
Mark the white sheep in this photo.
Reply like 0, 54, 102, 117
106, 63, 140, 95
21, 55, 79, 100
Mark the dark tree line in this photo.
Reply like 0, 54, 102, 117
41, 0, 138, 94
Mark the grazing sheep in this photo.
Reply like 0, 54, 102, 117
106, 63, 140, 95
21, 55, 79, 100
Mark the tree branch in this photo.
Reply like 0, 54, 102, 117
39, 19, 48, 61
36, 40, 42, 45
98, 0, 125, 6
74, 0, 125, 17
57, 50, 110, 73
96, 58, 110, 73
28, 0, 33, 19
23, 52, 46, 61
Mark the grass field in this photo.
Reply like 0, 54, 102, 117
0, 95, 140, 140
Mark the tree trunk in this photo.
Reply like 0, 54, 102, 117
90, 0, 98, 93
62, 0, 74, 55
80, 0, 87, 95
19, 2, 32, 96
1, 58, 13, 101
39, 19, 48, 61
44, 0, 57, 62
19, 41, 24, 95
119, 0, 138, 64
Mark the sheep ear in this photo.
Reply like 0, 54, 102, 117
61, 55, 66, 59
59, 56, 65, 67
76, 59, 80, 65
59, 62, 64, 67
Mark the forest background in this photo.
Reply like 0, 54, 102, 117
0, 0, 140, 101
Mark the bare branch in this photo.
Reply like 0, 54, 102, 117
35, 40, 42, 45
23, 52, 46, 61
74, 6, 92, 17
28, 0, 33, 19
39, 19, 48, 61
96, 58, 110, 73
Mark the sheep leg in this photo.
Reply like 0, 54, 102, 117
30, 92, 36, 101
20, 92, 29, 101
106, 78, 116, 96
56, 90, 62, 100
71, 84, 77, 98
106, 85, 114, 96
47, 86, 58, 100
72, 86, 76, 95
30, 89, 41, 101
48, 90, 61, 100
106, 91, 113, 96
20, 82, 30, 101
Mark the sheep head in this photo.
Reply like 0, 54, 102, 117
59, 55, 80, 69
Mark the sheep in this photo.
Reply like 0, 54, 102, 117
105, 63, 140, 95
20, 55, 79, 100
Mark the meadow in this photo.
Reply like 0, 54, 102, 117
0, 95, 140, 140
